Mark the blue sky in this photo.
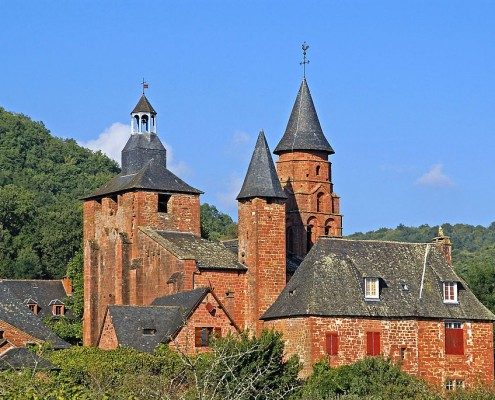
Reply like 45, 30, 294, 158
1, 1, 494, 234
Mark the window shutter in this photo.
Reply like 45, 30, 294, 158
325, 333, 338, 355
366, 332, 380, 356
195, 328, 202, 347
445, 328, 464, 355
214, 327, 221, 338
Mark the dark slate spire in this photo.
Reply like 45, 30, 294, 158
237, 131, 287, 201
131, 94, 157, 115
274, 79, 334, 155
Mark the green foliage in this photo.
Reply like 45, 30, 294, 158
348, 223, 495, 313
0, 107, 119, 279
44, 317, 82, 345
193, 330, 301, 399
297, 357, 435, 399
200, 203, 237, 241
65, 251, 84, 318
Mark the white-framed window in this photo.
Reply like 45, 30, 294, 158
443, 282, 458, 303
445, 379, 464, 391
365, 278, 380, 300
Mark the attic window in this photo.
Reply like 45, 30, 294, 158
443, 282, 458, 303
0, 330, 4, 339
364, 278, 380, 300
158, 193, 171, 213
143, 328, 156, 335
52, 304, 64, 316
28, 303, 39, 315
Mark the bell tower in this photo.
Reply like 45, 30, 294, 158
274, 77, 343, 260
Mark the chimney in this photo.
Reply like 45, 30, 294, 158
432, 226, 452, 265
62, 276, 73, 296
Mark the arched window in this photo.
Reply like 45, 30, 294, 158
141, 115, 149, 132
307, 217, 317, 252
324, 218, 334, 236
316, 165, 321, 176
134, 115, 140, 132
316, 192, 324, 213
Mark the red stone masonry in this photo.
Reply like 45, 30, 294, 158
265, 316, 494, 386
83, 190, 200, 346
238, 198, 286, 332
276, 150, 342, 259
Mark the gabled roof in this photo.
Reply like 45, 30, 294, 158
262, 238, 495, 321
237, 131, 287, 200
84, 159, 202, 199
152, 287, 209, 319
141, 228, 246, 271
0, 285, 69, 349
131, 94, 157, 114
274, 79, 334, 155
105, 287, 238, 352
106, 305, 183, 353
0, 347, 56, 370
0, 280, 70, 319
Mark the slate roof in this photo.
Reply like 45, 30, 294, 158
141, 228, 246, 271
152, 287, 209, 319
0, 347, 56, 370
121, 133, 167, 175
106, 305, 184, 352
274, 78, 334, 155
0, 285, 70, 349
262, 238, 495, 321
106, 288, 213, 352
237, 131, 287, 200
131, 94, 157, 114
0, 280, 70, 319
84, 159, 202, 199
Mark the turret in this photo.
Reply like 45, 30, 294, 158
237, 131, 287, 332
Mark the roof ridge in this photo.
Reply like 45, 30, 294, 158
331, 237, 433, 245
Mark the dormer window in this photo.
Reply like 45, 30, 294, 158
443, 282, 458, 303
52, 304, 64, 316
365, 278, 380, 300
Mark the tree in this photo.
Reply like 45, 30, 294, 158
200, 203, 237, 241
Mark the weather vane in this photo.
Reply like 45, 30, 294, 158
141, 78, 149, 94
300, 42, 310, 78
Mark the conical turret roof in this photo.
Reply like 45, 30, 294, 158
237, 131, 287, 201
131, 94, 157, 114
274, 79, 334, 155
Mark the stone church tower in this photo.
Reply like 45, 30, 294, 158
82, 94, 202, 346
274, 78, 342, 260
237, 131, 287, 332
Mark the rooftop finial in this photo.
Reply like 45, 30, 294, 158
300, 42, 310, 78
141, 78, 149, 94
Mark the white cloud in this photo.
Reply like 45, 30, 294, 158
80, 122, 129, 163
231, 131, 251, 146
216, 174, 243, 215
79, 122, 192, 178
416, 164, 454, 188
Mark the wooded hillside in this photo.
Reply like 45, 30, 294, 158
0, 108, 119, 279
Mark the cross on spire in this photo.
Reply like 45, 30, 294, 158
300, 42, 310, 78
141, 78, 149, 94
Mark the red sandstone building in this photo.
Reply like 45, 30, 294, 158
83, 78, 494, 389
